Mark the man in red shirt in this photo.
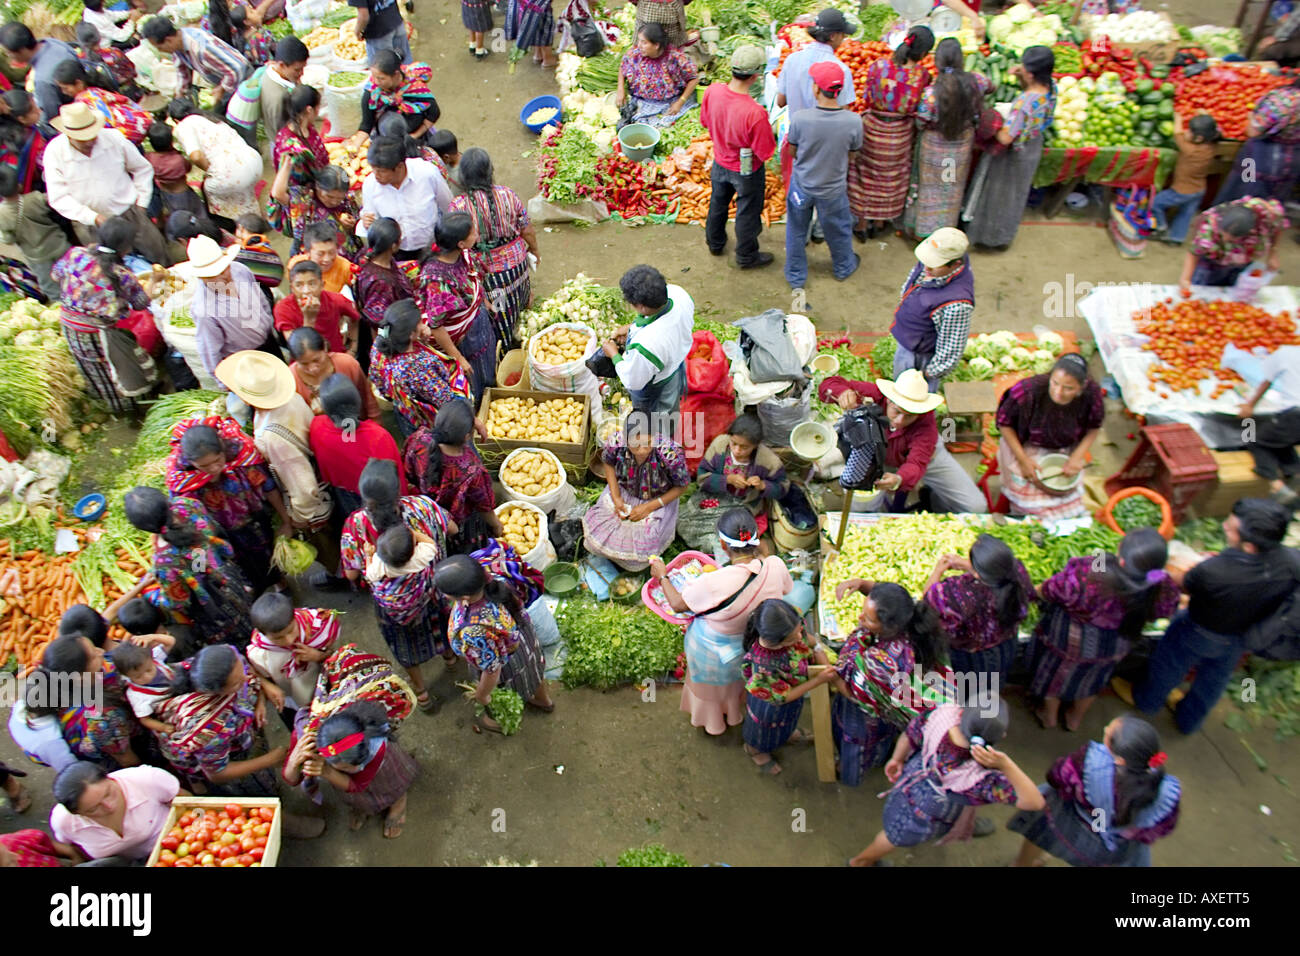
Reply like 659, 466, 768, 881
699, 44, 776, 270
817, 368, 986, 513
274, 259, 359, 355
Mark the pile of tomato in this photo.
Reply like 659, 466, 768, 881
1174, 65, 1290, 141
1133, 294, 1300, 400
152, 803, 275, 867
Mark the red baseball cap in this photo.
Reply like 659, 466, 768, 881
809, 61, 844, 96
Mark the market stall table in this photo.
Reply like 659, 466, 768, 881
1077, 283, 1300, 430
1033, 145, 1178, 217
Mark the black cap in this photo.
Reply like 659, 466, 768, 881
815, 8, 851, 34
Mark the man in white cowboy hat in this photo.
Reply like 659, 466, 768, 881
891, 227, 976, 392
187, 235, 279, 380
819, 367, 987, 514
215, 350, 333, 534
43, 101, 172, 265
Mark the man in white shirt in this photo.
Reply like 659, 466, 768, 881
357, 135, 452, 260
44, 102, 171, 264
600, 264, 694, 424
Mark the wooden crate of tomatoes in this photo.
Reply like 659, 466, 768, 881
147, 797, 282, 868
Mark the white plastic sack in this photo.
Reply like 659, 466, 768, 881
730, 312, 818, 405
499, 447, 577, 515
495, 500, 552, 571
306, 40, 337, 66
157, 295, 220, 391
328, 52, 370, 75
526, 194, 610, 225
526, 322, 602, 409
287, 0, 331, 33
324, 73, 367, 137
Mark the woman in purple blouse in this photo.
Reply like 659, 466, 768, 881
924, 534, 1034, 694
1009, 714, 1180, 867
995, 352, 1104, 521
1028, 528, 1180, 732
849, 699, 1045, 867
582, 413, 691, 572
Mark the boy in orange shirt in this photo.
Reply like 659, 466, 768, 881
286, 220, 356, 299
1152, 114, 1219, 244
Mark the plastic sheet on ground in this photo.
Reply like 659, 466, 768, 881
526, 195, 610, 225
1076, 283, 1300, 425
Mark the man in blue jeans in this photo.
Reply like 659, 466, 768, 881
1134, 498, 1296, 733
784, 60, 861, 300
350, 0, 411, 64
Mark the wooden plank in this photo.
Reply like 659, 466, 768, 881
942, 380, 997, 416
809, 665, 836, 784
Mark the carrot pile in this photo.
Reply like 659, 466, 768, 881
660, 138, 786, 226
0, 523, 150, 676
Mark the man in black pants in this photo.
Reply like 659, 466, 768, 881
1134, 498, 1296, 733
699, 45, 776, 270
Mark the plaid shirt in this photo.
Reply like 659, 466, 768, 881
898, 266, 974, 381
176, 27, 251, 97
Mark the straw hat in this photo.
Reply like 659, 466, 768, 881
875, 368, 944, 415
51, 102, 105, 141
185, 235, 240, 278
215, 350, 296, 410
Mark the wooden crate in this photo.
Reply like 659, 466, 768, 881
145, 796, 283, 868
1191, 451, 1271, 518
478, 387, 591, 464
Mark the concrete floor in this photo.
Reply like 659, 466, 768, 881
3, 0, 1298, 867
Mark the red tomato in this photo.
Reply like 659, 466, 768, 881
175, 857, 195, 867
252, 824, 269, 838
161, 836, 180, 852
218, 845, 240, 860
237, 854, 256, 867
220, 857, 241, 868
158, 850, 177, 866
253, 835, 268, 848
178, 814, 193, 828
224, 803, 242, 818
249, 847, 265, 862
240, 836, 257, 852
232, 816, 247, 828
259, 808, 276, 822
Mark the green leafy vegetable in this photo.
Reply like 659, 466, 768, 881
486, 687, 524, 735
616, 843, 690, 866
1113, 495, 1163, 532
557, 599, 684, 689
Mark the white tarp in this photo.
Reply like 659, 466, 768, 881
1076, 282, 1300, 421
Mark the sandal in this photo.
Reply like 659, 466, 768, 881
744, 744, 782, 775
1032, 708, 1057, 731
474, 712, 504, 735
525, 699, 554, 714
383, 802, 406, 839
417, 692, 439, 714
7, 782, 31, 813
348, 808, 366, 832
787, 730, 814, 745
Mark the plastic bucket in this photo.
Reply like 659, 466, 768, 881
544, 561, 581, 596
521, 95, 562, 133
618, 123, 660, 162
496, 349, 529, 391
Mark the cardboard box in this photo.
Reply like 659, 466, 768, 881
477, 387, 591, 464
1192, 450, 1271, 518
146, 796, 282, 867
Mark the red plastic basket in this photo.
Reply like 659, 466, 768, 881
1104, 424, 1218, 523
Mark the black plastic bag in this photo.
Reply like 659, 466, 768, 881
836, 404, 890, 491
572, 19, 606, 57
585, 351, 618, 379
549, 518, 585, 561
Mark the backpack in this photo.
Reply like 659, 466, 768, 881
1241, 548, 1300, 661
571, 18, 605, 57
836, 403, 890, 492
